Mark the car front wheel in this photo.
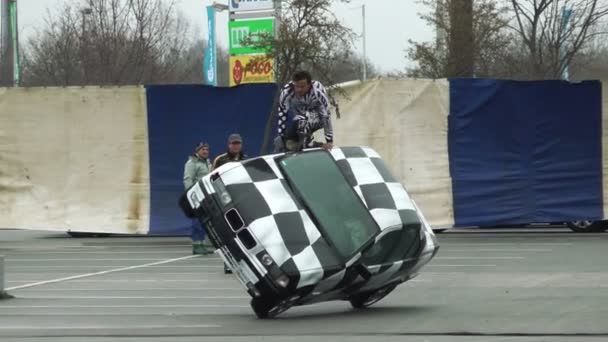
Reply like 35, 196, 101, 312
349, 283, 397, 309
566, 220, 608, 233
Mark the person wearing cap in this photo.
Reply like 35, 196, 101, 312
183, 142, 214, 255
212, 134, 247, 273
212, 133, 247, 170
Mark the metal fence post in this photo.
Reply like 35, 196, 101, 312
0, 255, 4, 292
0, 255, 13, 299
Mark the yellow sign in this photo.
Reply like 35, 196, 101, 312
229, 55, 274, 87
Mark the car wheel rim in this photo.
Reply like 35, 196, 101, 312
572, 220, 593, 228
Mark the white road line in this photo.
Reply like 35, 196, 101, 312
444, 243, 572, 246
442, 249, 552, 252
13, 288, 244, 291
9, 279, 230, 283
5, 255, 200, 291
6, 251, 193, 254
427, 264, 498, 267
0, 304, 250, 308
0, 324, 222, 330
70, 244, 192, 246
435, 256, 525, 260
8, 265, 224, 269
57, 245, 193, 248
22, 296, 250, 299
7, 258, 205, 262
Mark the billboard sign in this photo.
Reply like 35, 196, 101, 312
229, 18, 274, 55
229, 55, 274, 87
229, 0, 274, 12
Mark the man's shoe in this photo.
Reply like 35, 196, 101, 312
193, 245, 214, 255
192, 243, 205, 255
202, 238, 214, 249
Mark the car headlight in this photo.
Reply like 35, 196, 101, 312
261, 253, 274, 267
219, 192, 232, 206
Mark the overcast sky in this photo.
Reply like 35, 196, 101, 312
15, 0, 435, 73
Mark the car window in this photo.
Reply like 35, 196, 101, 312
279, 151, 381, 261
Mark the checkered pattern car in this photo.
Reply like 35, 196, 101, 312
179, 146, 439, 318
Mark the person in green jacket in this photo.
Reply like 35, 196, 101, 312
183, 142, 213, 255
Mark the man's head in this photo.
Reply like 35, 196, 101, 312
293, 70, 312, 96
195, 142, 210, 159
228, 133, 243, 154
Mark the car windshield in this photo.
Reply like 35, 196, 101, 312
278, 151, 380, 260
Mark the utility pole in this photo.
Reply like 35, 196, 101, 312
447, 0, 473, 78
560, 6, 573, 81
0, 0, 10, 86
362, 4, 367, 81
436, 0, 446, 56
80, 7, 92, 86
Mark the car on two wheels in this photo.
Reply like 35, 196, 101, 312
180, 146, 439, 318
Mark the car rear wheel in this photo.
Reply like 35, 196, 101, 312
251, 296, 294, 319
251, 297, 279, 319
566, 220, 608, 233
349, 283, 397, 309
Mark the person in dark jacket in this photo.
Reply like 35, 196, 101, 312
212, 133, 247, 273
212, 133, 247, 169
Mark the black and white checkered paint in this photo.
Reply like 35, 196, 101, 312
193, 146, 437, 295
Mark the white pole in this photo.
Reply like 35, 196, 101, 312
1, 0, 11, 85
362, 4, 367, 81
1, 255, 15, 299
0, 255, 4, 292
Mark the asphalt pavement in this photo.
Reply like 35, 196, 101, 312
1, 228, 607, 342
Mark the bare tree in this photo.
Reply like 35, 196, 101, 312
509, 0, 608, 79
21, 0, 196, 86
325, 53, 379, 84
173, 39, 230, 86
406, 0, 514, 78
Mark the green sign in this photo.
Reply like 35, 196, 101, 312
229, 18, 274, 55
9, 0, 19, 86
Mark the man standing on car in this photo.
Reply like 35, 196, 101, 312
212, 133, 247, 274
183, 142, 214, 255
274, 70, 334, 152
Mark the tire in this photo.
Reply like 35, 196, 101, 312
251, 297, 278, 319
566, 220, 608, 233
349, 283, 397, 309
67, 232, 110, 238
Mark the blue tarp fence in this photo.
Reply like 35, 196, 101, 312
144, 79, 603, 234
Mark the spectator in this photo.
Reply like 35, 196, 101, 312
212, 133, 247, 273
183, 142, 214, 255
212, 133, 247, 169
